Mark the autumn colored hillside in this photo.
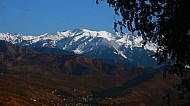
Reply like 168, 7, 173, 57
0, 40, 189, 106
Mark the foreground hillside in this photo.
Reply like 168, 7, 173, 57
0, 74, 129, 106
1, 68, 189, 106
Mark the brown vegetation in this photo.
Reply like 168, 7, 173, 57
0, 40, 189, 105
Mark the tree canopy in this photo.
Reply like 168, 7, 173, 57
97, 0, 190, 101
97, 0, 190, 69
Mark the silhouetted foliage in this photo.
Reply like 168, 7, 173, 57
97, 0, 190, 67
162, 94, 171, 105
97, 0, 190, 101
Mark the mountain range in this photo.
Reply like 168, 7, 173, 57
0, 29, 158, 68
0, 34, 187, 106
0, 40, 129, 76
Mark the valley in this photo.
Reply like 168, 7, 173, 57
0, 32, 189, 105
0, 67, 187, 106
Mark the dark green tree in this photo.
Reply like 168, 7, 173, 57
97, 0, 190, 101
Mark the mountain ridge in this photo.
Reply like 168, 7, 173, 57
0, 40, 128, 76
0, 29, 158, 68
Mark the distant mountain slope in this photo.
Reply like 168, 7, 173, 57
30, 47, 74, 55
0, 40, 128, 76
0, 40, 33, 54
0, 29, 158, 68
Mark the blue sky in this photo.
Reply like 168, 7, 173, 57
0, 0, 120, 35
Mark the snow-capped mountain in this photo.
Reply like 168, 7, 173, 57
0, 29, 158, 68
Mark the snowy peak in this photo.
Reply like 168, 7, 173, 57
0, 29, 158, 68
